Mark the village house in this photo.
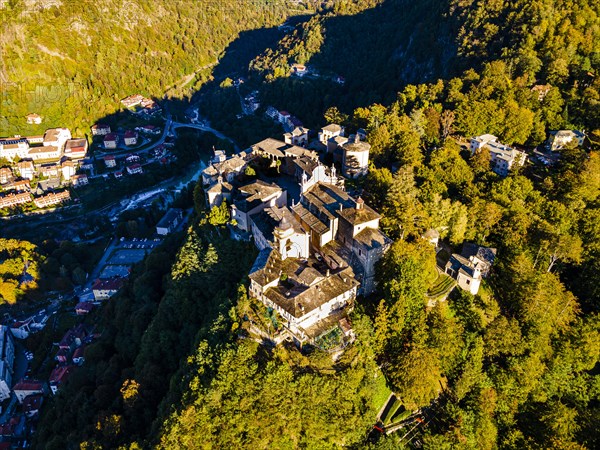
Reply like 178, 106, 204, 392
319, 124, 345, 145
79, 157, 94, 172
0, 168, 13, 185
231, 180, 287, 232
531, 84, 552, 101
17, 160, 35, 180
71, 174, 89, 187
75, 302, 94, 315
291, 63, 308, 76
0, 192, 32, 209
64, 138, 88, 160
33, 190, 70, 208
278, 110, 291, 126
114, 171, 123, 179
445, 243, 496, 295
5, 179, 30, 193
124, 130, 138, 146
49, 365, 75, 395
547, 130, 586, 151
121, 94, 146, 108
0, 137, 30, 161
470, 134, 527, 177
156, 208, 183, 235
92, 277, 125, 300
0, 326, 15, 402
104, 155, 116, 168
422, 229, 440, 247
126, 164, 143, 175
283, 127, 310, 146
265, 106, 279, 121
91, 123, 111, 136
104, 133, 118, 149
26, 113, 42, 124
13, 380, 46, 404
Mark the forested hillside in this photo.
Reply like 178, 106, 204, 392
25, 0, 600, 448
0, 0, 294, 135
250, 0, 599, 132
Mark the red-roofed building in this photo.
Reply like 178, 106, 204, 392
23, 394, 43, 417
91, 123, 111, 136
104, 155, 116, 168
71, 174, 89, 187
0, 416, 25, 438
126, 164, 143, 175
64, 138, 88, 160
124, 130, 138, 146
49, 365, 75, 394
114, 170, 123, 179
75, 302, 94, 315
92, 278, 125, 300
59, 324, 87, 351
125, 154, 140, 163
55, 347, 70, 363
13, 379, 46, 403
104, 133, 118, 149
7, 179, 31, 192
72, 346, 85, 365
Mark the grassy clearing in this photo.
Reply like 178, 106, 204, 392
427, 273, 456, 299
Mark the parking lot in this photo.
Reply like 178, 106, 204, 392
107, 249, 148, 265
99, 265, 131, 278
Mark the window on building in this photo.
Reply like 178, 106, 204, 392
358, 249, 362, 256
466, 279, 470, 284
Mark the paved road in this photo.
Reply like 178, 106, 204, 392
171, 122, 241, 152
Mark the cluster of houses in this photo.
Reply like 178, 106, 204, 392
265, 107, 304, 132
0, 128, 90, 211
92, 123, 161, 155
0, 323, 98, 445
102, 153, 145, 179
0, 326, 44, 446
50, 324, 93, 393
200, 127, 389, 346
